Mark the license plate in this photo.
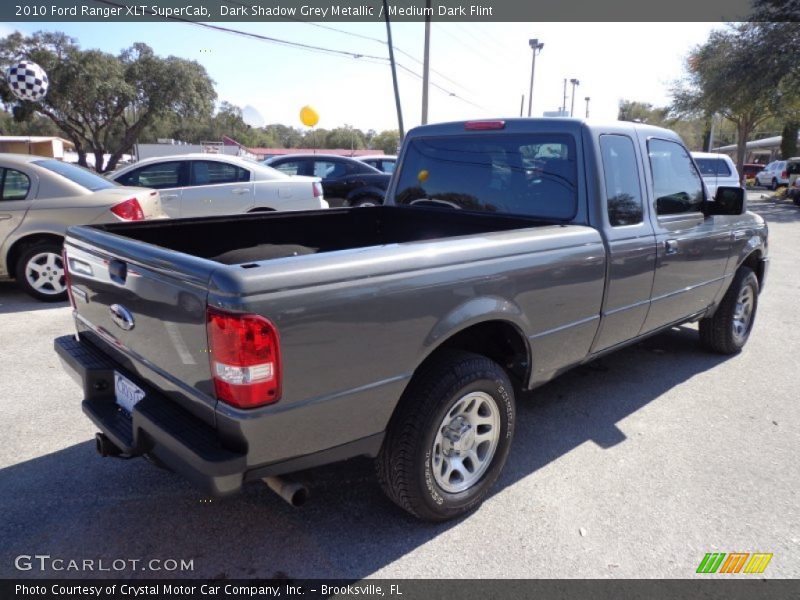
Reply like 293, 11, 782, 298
114, 371, 145, 413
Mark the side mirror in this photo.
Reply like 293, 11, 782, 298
705, 186, 745, 216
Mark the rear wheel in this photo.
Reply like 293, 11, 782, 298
699, 267, 759, 354
771, 178, 778, 191
350, 197, 381, 208
15, 242, 67, 302
376, 351, 515, 521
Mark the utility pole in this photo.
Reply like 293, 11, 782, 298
383, 0, 404, 138
519, 94, 524, 117
421, 0, 431, 125
527, 38, 544, 117
584, 96, 590, 118
569, 78, 580, 117
562, 79, 568, 114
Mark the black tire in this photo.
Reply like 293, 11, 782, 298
350, 196, 382, 208
376, 350, 515, 521
699, 267, 759, 354
15, 241, 68, 302
771, 178, 778, 191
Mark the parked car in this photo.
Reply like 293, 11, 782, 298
357, 155, 397, 174
691, 152, 741, 199
0, 154, 165, 301
264, 154, 390, 207
56, 119, 767, 521
741, 163, 765, 183
786, 158, 800, 204
110, 154, 326, 218
754, 160, 790, 190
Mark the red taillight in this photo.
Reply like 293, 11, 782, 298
312, 182, 323, 198
465, 120, 506, 131
62, 247, 75, 309
207, 307, 281, 409
781, 170, 788, 179
110, 197, 145, 221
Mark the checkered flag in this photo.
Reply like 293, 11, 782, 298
6, 61, 49, 102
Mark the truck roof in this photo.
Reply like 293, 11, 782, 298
404, 118, 682, 144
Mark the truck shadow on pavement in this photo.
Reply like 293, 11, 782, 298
0, 326, 730, 580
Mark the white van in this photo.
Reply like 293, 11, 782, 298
691, 152, 741, 199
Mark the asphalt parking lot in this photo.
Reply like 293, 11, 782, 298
1, 192, 798, 580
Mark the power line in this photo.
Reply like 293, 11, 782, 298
90, 0, 486, 111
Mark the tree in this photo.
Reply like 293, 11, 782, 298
324, 126, 366, 151
617, 100, 668, 124
672, 24, 780, 172
264, 124, 304, 148
0, 33, 216, 171
371, 130, 400, 155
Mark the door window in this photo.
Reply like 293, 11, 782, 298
600, 135, 643, 226
190, 161, 250, 186
117, 162, 184, 189
1, 168, 31, 200
272, 160, 304, 176
314, 161, 347, 179
648, 139, 704, 216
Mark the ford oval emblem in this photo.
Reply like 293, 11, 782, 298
109, 303, 135, 331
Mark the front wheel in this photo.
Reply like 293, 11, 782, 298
699, 267, 759, 354
376, 351, 515, 521
15, 242, 68, 302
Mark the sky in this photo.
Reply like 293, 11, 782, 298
0, 20, 723, 133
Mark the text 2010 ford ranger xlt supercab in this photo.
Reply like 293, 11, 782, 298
56, 119, 768, 521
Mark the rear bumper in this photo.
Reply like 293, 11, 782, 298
54, 334, 247, 496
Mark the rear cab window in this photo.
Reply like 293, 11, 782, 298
393, 133, 578, 220
599, 135, 643, 226
694, 158, 732, 177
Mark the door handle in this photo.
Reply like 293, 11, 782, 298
161, 193, 178, 200
232, 188, 250, 195
0, 214, 11, 221
665, 239, 679, 255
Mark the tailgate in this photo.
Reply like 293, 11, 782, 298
64, 226, 219, 423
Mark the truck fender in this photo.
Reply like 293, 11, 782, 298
419, 295, 533, 381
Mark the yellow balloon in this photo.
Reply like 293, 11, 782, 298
417, 169, 429, 183
300, 105, 319, 127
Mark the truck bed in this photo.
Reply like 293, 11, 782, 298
91, 206, 550, 265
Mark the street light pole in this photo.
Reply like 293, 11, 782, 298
569, 78, 580, 117
527, 38, 544, 117
562, 79, 568, 114
584, 96, 590, 118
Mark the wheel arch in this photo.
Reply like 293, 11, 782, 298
412, 297, 533, 390
6, 232, 65, 279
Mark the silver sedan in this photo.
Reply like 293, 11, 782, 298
0, 154, 166, 301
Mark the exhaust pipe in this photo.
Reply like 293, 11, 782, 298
262, 476, 308, 507
95, 432, 123, 457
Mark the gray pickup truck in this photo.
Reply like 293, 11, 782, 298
55, 119, 768, 521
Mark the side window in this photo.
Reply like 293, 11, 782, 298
382, 161, 396, 174
118, 162, 183, 189
600, 135, 643, 226
314, 161, 347, 178
648, 139, 704, 216
191, 161, 250, 186
273, 160, 303, 176
1, 168, 31, 200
